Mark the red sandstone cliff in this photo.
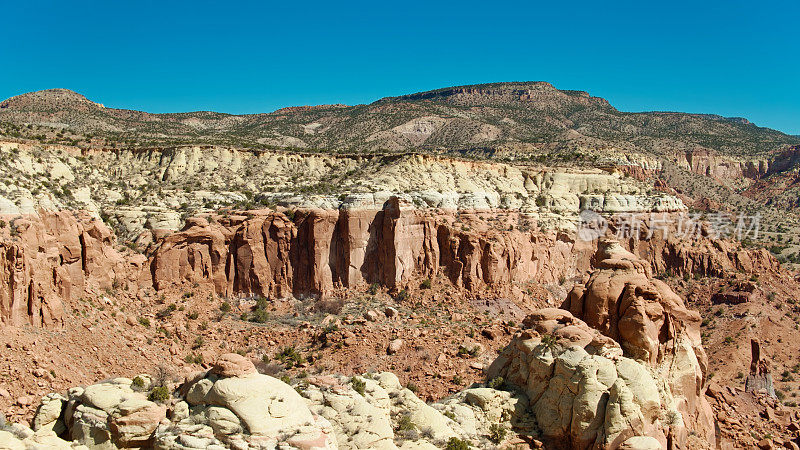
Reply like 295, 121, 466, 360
0, 202, 782, 328
147, 199, 779, 302
0, 211, 145, 327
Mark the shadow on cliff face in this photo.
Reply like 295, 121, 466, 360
360, 202, 389, 289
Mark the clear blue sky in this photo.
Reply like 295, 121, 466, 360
2, 0, 798, 134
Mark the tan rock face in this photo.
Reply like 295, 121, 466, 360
165, 367, 337, 449
487, 306, 718, 450
32, 377, 167, 449
488, 309, 676, 449
149, 201, 777, 303
561, 239, 716, 448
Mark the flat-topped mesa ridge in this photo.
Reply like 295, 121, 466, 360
379, 81, 614, 110
5, 81, 797, 158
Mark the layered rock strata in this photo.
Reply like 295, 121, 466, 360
0, 206, 780, 329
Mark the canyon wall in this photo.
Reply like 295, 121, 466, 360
0, 203, 780, 328
148, 199, 778, 300
0, 211, 146, 327
148, 198, 588, 300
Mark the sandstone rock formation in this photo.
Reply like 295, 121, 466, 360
745, 339, 776, 398
299, 372, 531, 449
560, 239, 715, 447
31, 375, 167, 449
0, 423, 88, 449
488, 308, 701, 449
160, 353, 337, 449
18, 353, 534, 449
0, 139, 686, 241
148, 202, 778, 302
148, 199, 586, 299
0, 211, 141, 328
0, 205, 780, 333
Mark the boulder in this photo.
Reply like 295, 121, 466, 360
108, 398, 167, 447
54, 377, 165, 449
0, 423, 89, 449
165, 367, 337, 449
210, 353, 256, 378
387, 339, 404, 355
32, 393, 66, 434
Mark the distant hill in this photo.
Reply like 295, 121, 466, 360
1, 82, 797, 156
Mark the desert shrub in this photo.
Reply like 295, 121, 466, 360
488, 376, 505, 390
396, 414, 416, 431
276, 346, 305, 368
315, 297, 344, 315
406, 381, 418, 393
250, 307, 270, 323
445, 437, 471, 450
138, 317, 150, 328
148, 386, 170, 403
131, 376, 145, 389
488, 423, 507, 443
541, 333, 558, 351
395, 289, 410, 302
420, 279, 432, 289
151, 366, 171, 388
457, 345, 479, 358
220, 301, 232, 313
185, 353, 204, 364
192, 336, 204, 349
351, 377, 366, 395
